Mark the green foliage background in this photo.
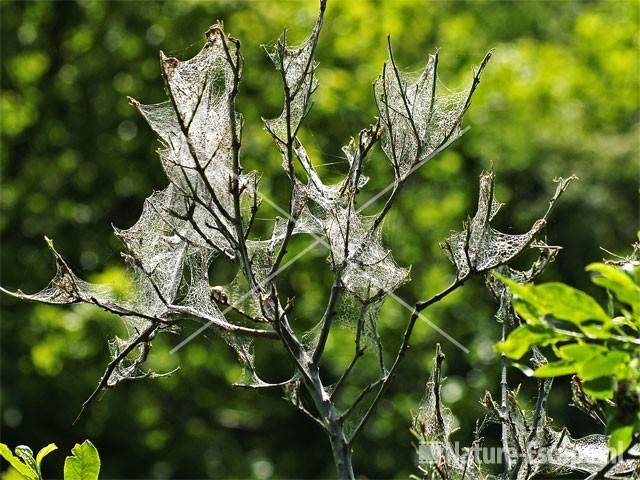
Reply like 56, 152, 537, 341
1, 0, 638, 478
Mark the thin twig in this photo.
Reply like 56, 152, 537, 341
73, 323, 157, 425
348, 277, 468, 444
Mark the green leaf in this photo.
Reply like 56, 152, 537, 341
582, 377, 614, 400
0, 444, 38, 480
588, 263, 640, 313
495, 324, 568, 359
533, 360, 578, 377
612, 314, 639, 331
577, 350, 630, 381
606, 289, 615, 317
63, 441, 100, 480
495, 274, 610, 325
35, 444, 57, 475
556, 343, 607, 362
533, 283, 610, 324
609, 424, 634, 457
578, 323, 612, 339
511, 362, 535, 377
493, 272, 527, 296
511, 298, 545, 325
14, 447, 38, 479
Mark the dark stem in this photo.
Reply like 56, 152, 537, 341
328, 418, 355, 480
500, 319, 512, 473
312, 276, 342, 365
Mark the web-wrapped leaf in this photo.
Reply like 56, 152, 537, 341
179, 250, 269, 387
130, 23, 254, 255
413, 344, 484, 479
263, 2, 326, 149
114, 186, 187, 315
481, 389, 636, 479
375, 49, 491, 179
0, 237, 117, 308
293, 154, 410, 301
0, 238, 178, 400
442, 172, 574, 279
413, 346, 638, 480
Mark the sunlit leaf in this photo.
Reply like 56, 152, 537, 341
576, 350, 630, 381
582, 377, 614, 400
555, 343, 606, 362
533, 360, 578, 377
498, 275, 610, 325
495, 324, 568, 359
63, 440, 100, 480
35, 444, 57, 474
609, 424, 633, 457
588, 263, 640, 313
0, 444, 38, 480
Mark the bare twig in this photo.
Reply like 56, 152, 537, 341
73, 323, 158, 425
348, 277, 468, 444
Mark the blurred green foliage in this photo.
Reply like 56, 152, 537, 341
1, 0, 638, 478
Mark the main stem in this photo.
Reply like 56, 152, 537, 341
327, 412, 355, 480
307, 365, 355, 479
271, 315, 354, 479
500, 320, 513, 474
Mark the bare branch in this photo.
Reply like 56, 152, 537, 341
168, 305, 279, 339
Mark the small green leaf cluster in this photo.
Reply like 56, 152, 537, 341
0, 440, 100, 480
495, 242, 640, 456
